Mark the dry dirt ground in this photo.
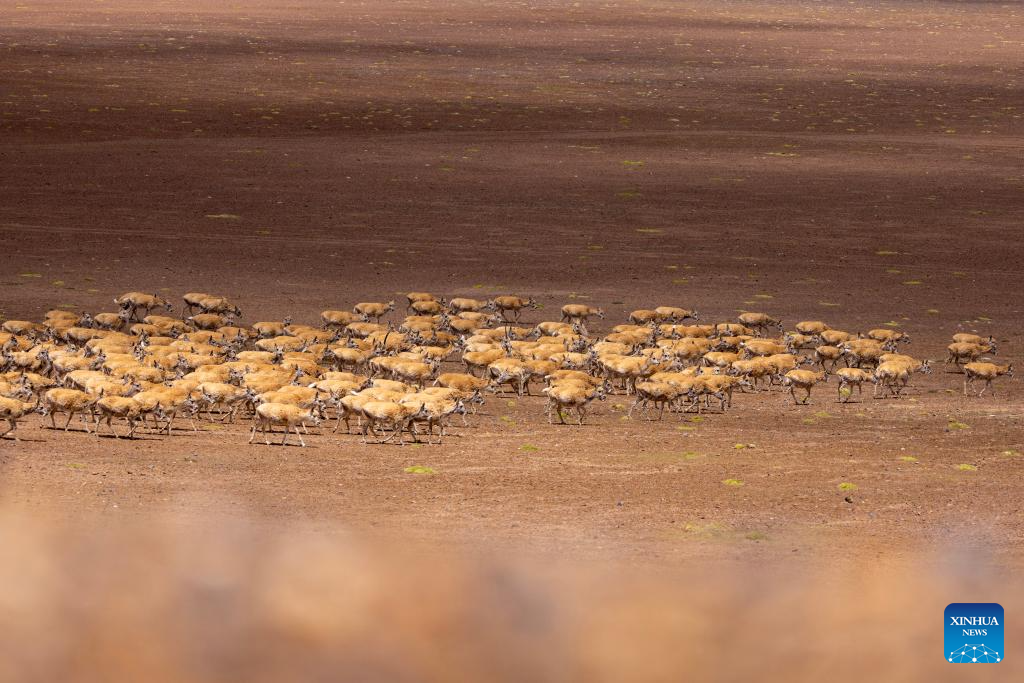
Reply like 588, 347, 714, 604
2, 0, 1024, 576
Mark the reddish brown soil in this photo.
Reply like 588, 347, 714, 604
2, 0, 1024, 568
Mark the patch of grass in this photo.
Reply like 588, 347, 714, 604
899, 456, 919, 462
838, 482, 858, 491
947, 419, 970, 431
955, 464, 977, 472
622, 160, 645, 168
744, 531, 768, 541
681, 521, 728, 538
875, 250, 899, 256
676, 425, 697, 432
67, 463, 85, 469
19, 272, 42, 278
722, 478, 744, 487
519, 444, 540, 453
204, 213, 241, 219
635, 228, 662, 234
1001, 450, 1021, 457
801, 418, 817, 425
404, 465, 436, 475
902, 280, 923, 286
839, 387, 852, 398
500, 415, 515, 424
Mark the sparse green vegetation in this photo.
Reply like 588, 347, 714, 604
681, 521, 728, 538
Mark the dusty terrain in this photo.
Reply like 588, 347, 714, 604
2, 0, 1024, 590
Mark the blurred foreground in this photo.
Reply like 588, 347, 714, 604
0, 506, 1019, 682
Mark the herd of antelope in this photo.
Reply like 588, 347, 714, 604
0, 290, 1014, 445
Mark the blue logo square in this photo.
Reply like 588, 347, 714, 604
945, 603, 1004, 663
